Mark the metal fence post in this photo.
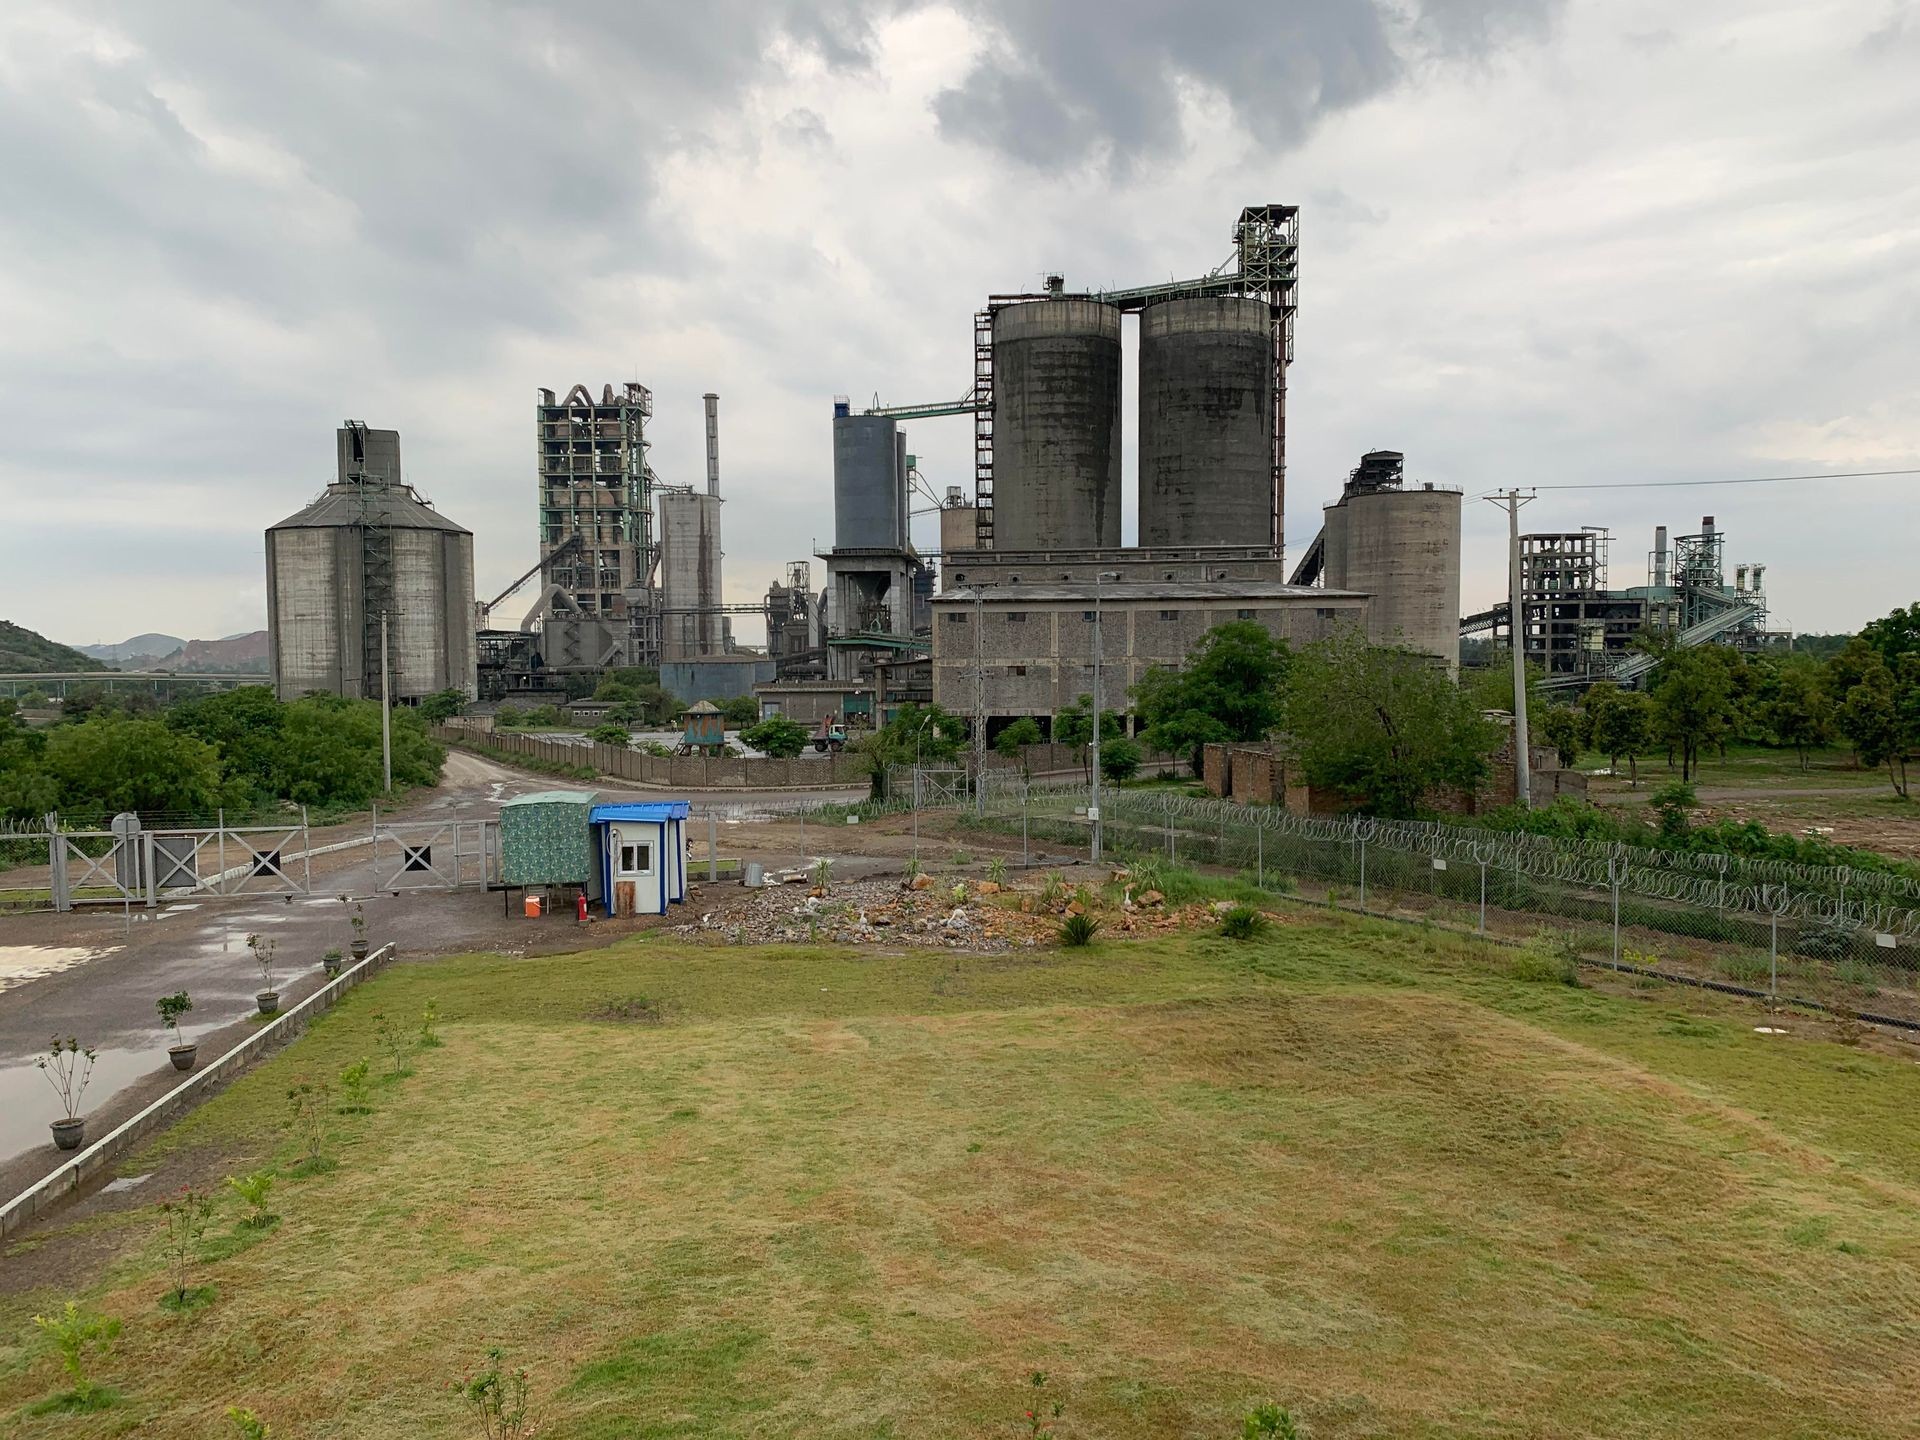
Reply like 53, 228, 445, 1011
217, 808, 226, 899
143, 830, 157, 909
1610, 854, 1622, 970
301, 805, 312, 895
1478, 858, 1487, 934
1769, 893, 1779, 997
1164, 793, 1173, 860
1256, 824, 1264, 889
708, 812, 718, 882
1358, 831, 1368, 912
1021, 792, 1029, 867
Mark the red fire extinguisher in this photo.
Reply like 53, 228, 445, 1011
576, 891, 589, 924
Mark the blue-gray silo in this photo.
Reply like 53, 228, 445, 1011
990, 299, 1123, 550
831, 410, 906, 550
1137, 296, 1274, 549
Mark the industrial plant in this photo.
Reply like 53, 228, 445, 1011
261, 200, 1790, 740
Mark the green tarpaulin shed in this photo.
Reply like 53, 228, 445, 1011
499, 789, 598, 890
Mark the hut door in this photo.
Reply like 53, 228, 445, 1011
614, 833, 654, 917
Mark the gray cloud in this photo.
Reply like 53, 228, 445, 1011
932, 0, 1563, 168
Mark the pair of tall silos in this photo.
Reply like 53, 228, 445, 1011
988, 295, 1274, 551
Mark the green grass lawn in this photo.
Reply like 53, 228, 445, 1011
5, 912, 1920, 1437
1588, 743, 1897, 795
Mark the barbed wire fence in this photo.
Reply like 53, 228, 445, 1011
945, 779, 1920, 1033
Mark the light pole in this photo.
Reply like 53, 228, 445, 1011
1089, 570, 1119, 863
971, 582, 992, 817
911, 709, 935, 862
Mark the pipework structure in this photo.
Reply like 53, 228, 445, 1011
536, 382, 658, 667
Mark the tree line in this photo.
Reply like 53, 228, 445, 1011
1531, 602, 1920, 795
0, 686, 444, 823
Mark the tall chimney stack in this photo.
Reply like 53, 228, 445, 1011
703, 392, 720, 497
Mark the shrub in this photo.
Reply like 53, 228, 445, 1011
986, 856, 1008, 886
1039, 873, 1068, 908
586, 723, 631, 748
812, 857, 834, 892
1022, 1370, 1063, 1438
950, 849, 972, 865
339, 1059, 372, 1113
741, 715, 811, 759
33, 1302, 120, 1406
373, 1013, 413, 1077
903, 857, 922, 884
159, 1187, 215, 1306
453, 1347, 533, 1439
227, 1171, 276, 1229
37, 1035, 98, 1123
420, 999, 443, 1049
1510, 940, 1582, 987
227, 1407, 271, 1439
1219, 905, 1269, 941
1242, 1403, 1303, 1439
1058, 913, 1101, 947
286, 1083, 330, 1165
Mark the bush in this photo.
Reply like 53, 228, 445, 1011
227, 1171, 277, 1229
1058, 913, 1101, 947
1219, 905, 1269, 941
1099, 736, 1142, 783
586, 723, 631, 747
741, 716, 811, 759
1510, 937, 1583, 987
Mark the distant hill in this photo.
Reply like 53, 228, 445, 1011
0, 621, 110, 674
157, 632, 271, 674
77, 633, 187, 665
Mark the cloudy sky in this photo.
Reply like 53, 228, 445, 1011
1, 0, 1915, 652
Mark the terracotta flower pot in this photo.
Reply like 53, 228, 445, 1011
51, 1117, 85, 1151
169, 1043, 198, 1072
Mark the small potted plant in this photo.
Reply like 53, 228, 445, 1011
322, 947, 343, 979
37, 1035, 97, 1150
247, 933, 279, 1015
157, 990, 196, 1070
346, 899, 369, 961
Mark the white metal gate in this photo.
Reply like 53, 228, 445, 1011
372, 820, 499, 891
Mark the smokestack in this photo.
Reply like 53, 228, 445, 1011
1653, 525, 1669, 587
1735, 564, 1748, 592
703, 392, 719, 496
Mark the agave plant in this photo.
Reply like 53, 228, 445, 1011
1058, 913, 1101, 948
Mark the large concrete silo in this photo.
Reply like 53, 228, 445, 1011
659, 490, 724, 659
1322, 476, 1462, 674
266, 423, 476, 702
1137, 296, 1274, 548
991, 299, 1123, 551
832, 413, 905, 550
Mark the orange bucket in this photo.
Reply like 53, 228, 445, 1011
523, 894, 542, 918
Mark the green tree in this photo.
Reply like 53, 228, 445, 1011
1761, 659, 1834, 769
1285, 633, 1501, 818
43, 717, 223, 816
419, 689, 467, 724
276, 696, 443, 808
1133, 621, 1289, 772
586, 723, 632, 747
166, 686, 287, 808
1584, 683, 1655, 786
715, 695, 759, 727
993, 716, 1044, 759
1099, 735, 1142, 783
1859, 602, 1920, 665
740, 716, 810, 759
852, 704, 967, 798
1836, 653, 1918, 797
1649, 646, 1735, 781
1054, 695, 1127, 781
1535, 703, 1586, 767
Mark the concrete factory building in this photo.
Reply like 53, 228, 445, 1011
266, 421, 476, 703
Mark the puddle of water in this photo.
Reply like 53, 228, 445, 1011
0, 945, 106, 993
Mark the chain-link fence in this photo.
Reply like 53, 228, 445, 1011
953, 781, 1920, 1032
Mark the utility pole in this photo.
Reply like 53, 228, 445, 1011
379, 609, 393, 795
1484, 492, 1534, 808
973, 586, 986, 817
1089, 570, 1119, 862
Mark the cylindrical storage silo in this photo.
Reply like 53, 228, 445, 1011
660, 491, 725, 659
832, 414, 904, 550
991, 300, 1122, 551
1338, 487, 1463, 674
1138, 297, 1273, 549
1319, 499, 1350, 591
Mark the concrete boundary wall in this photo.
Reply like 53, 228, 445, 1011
0, 942, 400, 1240
438, 725, 866, 790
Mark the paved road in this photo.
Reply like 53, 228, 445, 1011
0, 753, 865, 1196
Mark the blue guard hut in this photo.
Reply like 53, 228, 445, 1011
589, 800, 691, 917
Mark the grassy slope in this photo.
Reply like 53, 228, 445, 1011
4, 914, 1920, 1437
0, 620, 108, 675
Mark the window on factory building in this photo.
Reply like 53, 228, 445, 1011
1005, 612, 1028, 623
1237, 609, 1256, 620
1159, 609, 1179, 621
1010, 665, 1027, 676
1316, 607, 1338, 620
947, 612, 968, 624
1082, 611, 1097, 622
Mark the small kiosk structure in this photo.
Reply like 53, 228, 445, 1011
589, 800, 690, 917
499, 790, 600, 908
675, 700, 727, 756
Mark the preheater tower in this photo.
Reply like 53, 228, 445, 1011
989, 299, 1123, 550
1138, 296, 1274, 547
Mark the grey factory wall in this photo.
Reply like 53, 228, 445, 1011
435, 725, 866, 790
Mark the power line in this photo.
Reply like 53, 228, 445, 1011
1502, 467, 1920, 494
